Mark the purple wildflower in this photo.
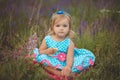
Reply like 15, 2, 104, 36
81, 20, 87, 29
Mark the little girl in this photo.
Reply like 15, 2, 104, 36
33, 10, 95, 79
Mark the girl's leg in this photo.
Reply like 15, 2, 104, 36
43, 66, 77, 80
43, 66, 62, 76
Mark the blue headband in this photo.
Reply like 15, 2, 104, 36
56, 10, 64, 14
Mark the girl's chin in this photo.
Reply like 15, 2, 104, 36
57, 35, 65, 38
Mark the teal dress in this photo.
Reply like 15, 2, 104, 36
34, 35, 95, 73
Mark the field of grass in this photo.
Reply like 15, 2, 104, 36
0, 0, 120, 80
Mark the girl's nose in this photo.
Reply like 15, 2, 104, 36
60, 26, 64, 30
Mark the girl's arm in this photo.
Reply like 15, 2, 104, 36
61, 40, 74, 76
66, 41, 74, 68
66, 40, 74, 68
39, 39, 56, 55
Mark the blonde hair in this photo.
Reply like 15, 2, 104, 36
48, 11, 75, 39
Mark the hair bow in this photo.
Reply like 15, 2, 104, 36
56, 10, 64, 14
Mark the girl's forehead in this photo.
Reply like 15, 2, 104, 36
54, 17, 69, 24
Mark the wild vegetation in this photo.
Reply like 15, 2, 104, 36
0, 0, 120, 80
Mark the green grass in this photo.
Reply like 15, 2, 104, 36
0, 0, 120, 80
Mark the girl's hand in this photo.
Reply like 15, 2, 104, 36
53, 48, 58, 53
61, 66, 71, 77
47, 48, 58, 56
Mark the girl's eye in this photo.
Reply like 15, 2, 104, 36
63, 25, 67, 27
56, 25, 60, 27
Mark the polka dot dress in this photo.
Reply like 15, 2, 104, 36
34, 35, 95, 73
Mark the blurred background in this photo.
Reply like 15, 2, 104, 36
0, 0, 120, 80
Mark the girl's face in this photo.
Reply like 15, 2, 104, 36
53, 18, 69, 38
